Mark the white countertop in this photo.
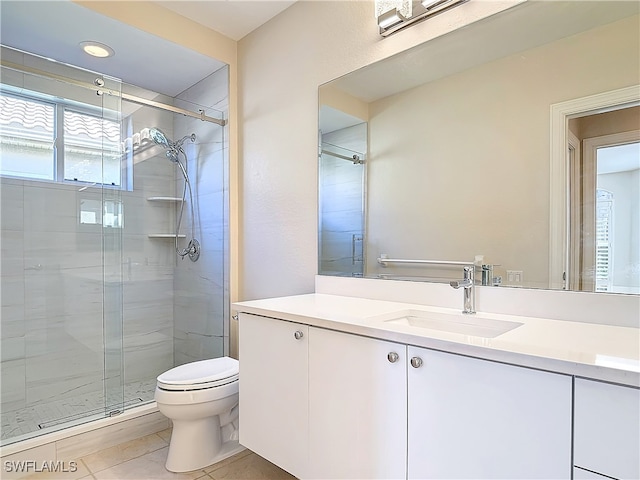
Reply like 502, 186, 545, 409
233, 293, 640, 387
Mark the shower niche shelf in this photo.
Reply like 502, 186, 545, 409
148, 234, 186, 239
147, 196, 183, 202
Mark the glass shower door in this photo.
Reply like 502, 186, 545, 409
0, 50, 124, 444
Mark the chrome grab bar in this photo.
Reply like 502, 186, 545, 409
377, 255, 473, 267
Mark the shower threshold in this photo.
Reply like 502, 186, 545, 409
1, 379, 158, 445
37, 397, 144, 430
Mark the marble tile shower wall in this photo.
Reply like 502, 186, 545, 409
121, 149, 176, 399
172, 66, 229, 365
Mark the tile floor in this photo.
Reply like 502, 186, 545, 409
22, 428, 296, 480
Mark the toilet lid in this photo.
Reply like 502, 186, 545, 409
157, 357, 239, 387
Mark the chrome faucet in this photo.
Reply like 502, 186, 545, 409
450, 266, 475, 314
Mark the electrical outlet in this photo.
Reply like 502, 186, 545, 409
507, 270, 523, 283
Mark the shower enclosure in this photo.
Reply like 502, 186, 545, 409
0, 46, 229, 446
318, 111, 367, 277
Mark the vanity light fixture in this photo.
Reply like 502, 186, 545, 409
79, 41, 115, 58
375, 0, 411, 29
378, 9, 407, 29
377, 0, 469, 36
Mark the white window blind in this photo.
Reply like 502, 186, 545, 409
595, 189, 614, 292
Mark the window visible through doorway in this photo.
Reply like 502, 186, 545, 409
595, 189, 614, 292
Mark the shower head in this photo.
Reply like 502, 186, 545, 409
149, 127, 171, 148
148, 127, 200, 262
149, 127, 178, 162
165, 149, 180, 163
149, 127, 196, 163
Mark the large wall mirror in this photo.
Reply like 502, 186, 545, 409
318, 0, 639, 294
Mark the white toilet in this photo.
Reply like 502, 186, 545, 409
154, 356, 243, 472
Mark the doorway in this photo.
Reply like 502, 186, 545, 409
568, 109, 640, 293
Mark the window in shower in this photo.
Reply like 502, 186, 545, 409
64, 109, 122, 186
0, 91, 124, 187
0, 92, 55, 180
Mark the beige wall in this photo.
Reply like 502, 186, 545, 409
237, 0, 521, 300
366, 15, 639, 288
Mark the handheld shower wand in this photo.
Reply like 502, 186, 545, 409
149, 127, 200, 262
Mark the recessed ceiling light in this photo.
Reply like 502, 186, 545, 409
79, 41, 114, 58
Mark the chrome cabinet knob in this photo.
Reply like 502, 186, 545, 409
387, 352, 400, 363
410, 357, 423, 368
294, 330, 304, 340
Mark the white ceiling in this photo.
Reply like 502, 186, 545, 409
0, 0, 294, 96
154, 1, 297, 41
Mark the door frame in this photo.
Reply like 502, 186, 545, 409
567, 130, 580, 290
548, 85, 639, 290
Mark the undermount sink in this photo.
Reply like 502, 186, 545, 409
377, 309, 523, 338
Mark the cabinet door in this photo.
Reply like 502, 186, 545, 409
238, 313, 308, 478
407, 346, 572, 479
574, 378, 640, 480
308, 327, 407, 479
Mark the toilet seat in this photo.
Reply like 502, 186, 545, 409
158, 374, 239, 391
157, 357, 239, 392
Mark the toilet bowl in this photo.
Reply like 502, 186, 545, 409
155, 356, 243, 472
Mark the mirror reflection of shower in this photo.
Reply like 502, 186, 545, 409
149, 127, 200, 261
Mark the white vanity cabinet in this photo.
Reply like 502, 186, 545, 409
574, 378, 640, 480
308, 326, 407, 479
237, 313, 309, 479
239, 312, 575, 479
407, 346, 572, 479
